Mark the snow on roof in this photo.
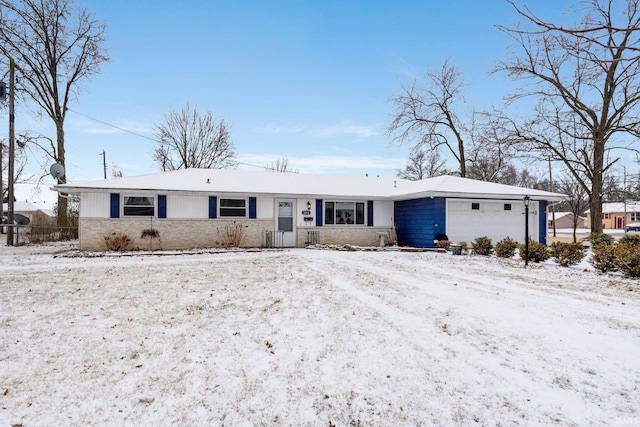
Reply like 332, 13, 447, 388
585, 202, 640, 214
2, 201, 44, 213
54, 168, 566, 201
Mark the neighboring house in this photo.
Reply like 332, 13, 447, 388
2, 201, 52, 225
548, 212, 586, 229
53, 169, 565, 251
585, 202, 640, 229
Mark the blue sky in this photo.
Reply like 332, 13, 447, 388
8, 0, 565, 207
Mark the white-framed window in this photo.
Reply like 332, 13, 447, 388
219, 198, 246, 217
123, 196, 155, 217
324, 201, 365, 225
603, 213, 610, 219
631, 212, 640, 221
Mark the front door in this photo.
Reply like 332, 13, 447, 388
276, 199, 296, 247
616, 216, 625, 229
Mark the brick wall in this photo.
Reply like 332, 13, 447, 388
80, 218, 273, 251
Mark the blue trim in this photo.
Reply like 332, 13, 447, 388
110, 193, 120, 219
249, 197, 257, 219
158, 195, 167, 218
208, 196, 217, 219
367, 200, 374, 226
538, 200, 548, 244
316, 199, 323, 226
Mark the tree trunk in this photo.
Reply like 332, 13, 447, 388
590, 137, 606, 234
56, 121, 68, 227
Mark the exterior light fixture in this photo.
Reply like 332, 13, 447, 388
523, 195, 530, 267
307, 201, 311, 210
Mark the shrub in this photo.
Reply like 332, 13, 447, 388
518, 238, 550, 263
217, 221, 247, 247
495, 237, 518, 258
435, 233, 449, 242
103, 232, 132, 251
435, 240, 451, 250
457, 241, 469, 253
471, 236, 493, 256
549, 241, 585, 267
619, 234, 640, 247
589, 232, 614, 247
590, 244, 617, 273
613, 242, 640, 278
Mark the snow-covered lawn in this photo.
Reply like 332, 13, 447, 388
1, 243, 639, 426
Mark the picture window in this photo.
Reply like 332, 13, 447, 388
324, 201, 365, 225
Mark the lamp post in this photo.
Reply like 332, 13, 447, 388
524, 195, 530, 267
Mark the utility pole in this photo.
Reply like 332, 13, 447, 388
7, 57, 15, 246
100, 150, 107, 179
548, 158, 556, 237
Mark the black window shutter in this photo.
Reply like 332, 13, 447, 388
249, 197, 257, 218
209, 196, 217, 219
367, 200, 374, 226
315, 199, 323, 226
110, 193, 120, 218
158, 195, 167, 218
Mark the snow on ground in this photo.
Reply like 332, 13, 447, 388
1, 242, 639, 426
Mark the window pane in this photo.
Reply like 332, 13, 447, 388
278, 201, 293, 217
336, 202, 355, 224
219, 208, 246, 217
278, 217, 293, 232
325, 202, 334, 224
356, 202, 365, 224
220, 199, 245, 208
504, 204, 512, 211
472, 203, 480, 210
124, 206, 155, 216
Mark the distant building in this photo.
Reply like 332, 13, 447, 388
548, 212, 586, 229
585, 202, 640, 229
2, 201, 52, 225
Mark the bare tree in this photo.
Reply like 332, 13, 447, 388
397, 148, 447, 180
388, 60, 470, 177
1, 139, 28, 202
495, 0, 640, 234
556, 176, 590, 243
265, 156, 299, 173
153, 103, 236, 171
0, 0, 109, 226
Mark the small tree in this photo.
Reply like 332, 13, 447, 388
265, 156, 299, 173
153, 103, 236, 171
397, 148, 447, 180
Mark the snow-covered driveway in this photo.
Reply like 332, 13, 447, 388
1, 245, 639, 426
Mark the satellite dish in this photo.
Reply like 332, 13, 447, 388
50, 163, 65, 179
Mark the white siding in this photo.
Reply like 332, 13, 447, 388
256, 197, 273, 219
446, 199, 539, 244
80, 192, 110, 218
167, 195, 208, 218
374, 200, 394, 227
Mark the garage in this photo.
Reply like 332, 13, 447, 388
446, 199, 539, 245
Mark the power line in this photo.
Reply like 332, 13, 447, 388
69, 108, 270, 171
68, 109, 158, 142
